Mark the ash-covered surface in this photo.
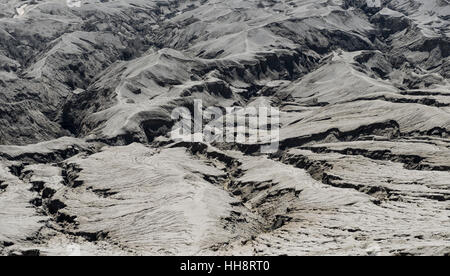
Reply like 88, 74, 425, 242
0, 0, 449, 256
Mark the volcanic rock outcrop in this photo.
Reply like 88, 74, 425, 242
0, 0, 449, 256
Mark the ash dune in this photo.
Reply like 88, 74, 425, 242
0, 0, 449, 256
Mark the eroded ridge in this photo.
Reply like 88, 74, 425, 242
0, 0, 449, 256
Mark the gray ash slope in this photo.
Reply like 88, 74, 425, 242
0, 0, 449, 255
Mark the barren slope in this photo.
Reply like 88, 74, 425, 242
0, 0, 449, 256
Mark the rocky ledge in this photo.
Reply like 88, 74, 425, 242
0, 0, 449, 256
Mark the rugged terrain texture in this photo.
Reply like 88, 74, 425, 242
0, 0, 449, 255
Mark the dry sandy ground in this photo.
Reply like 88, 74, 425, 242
0, 0, 449, 255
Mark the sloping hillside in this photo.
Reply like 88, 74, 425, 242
0, 0, 449, 256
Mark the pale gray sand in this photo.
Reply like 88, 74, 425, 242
0, 0, 449, 256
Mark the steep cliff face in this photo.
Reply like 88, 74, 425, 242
0, 0, 449, 256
